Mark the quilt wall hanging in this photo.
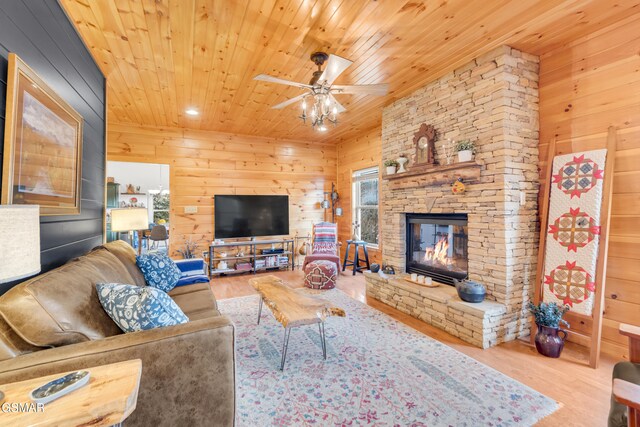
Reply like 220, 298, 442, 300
542, 149, 607, 316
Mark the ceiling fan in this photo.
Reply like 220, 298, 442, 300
254, 52, 389, 131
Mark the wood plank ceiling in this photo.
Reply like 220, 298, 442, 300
60, 0, 639, 143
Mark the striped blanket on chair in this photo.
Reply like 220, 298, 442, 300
312, 222, 337, 254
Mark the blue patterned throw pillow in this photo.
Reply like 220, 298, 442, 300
96, 283, 189, 333
136, 254, 181, 292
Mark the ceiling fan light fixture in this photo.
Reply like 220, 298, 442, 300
255, 51, 388, 133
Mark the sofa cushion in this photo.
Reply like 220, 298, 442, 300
0, 249, 135, 347
168, 282, 219, 319
0, 317, 42, 361
136, 254, 181, 292
98, 240, 147, 287
97, 283, 189, 332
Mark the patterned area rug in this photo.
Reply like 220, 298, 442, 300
218, 289, 558, 426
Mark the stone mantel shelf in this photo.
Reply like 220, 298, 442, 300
384, 161, 481, 190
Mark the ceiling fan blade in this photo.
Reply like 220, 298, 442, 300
319, 54, 353, 85
254, 74, 312, 89
271, 93, 307, 110
332, 83, 389, 96
329, 94, 347, 113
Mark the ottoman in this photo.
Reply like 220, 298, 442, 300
304, 260, 338, 289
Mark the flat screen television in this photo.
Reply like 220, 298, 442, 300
214, 195, 289, 239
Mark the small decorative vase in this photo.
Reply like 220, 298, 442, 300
386, 166, 397, 175
457, 150, 473, 162
396, 157, 408, 173
534, 324, 568, 358
298, 243, 307, 255
370, 263, 380, 273
453, 278, 486, 303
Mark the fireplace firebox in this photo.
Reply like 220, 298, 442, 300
405, 213, 468, 285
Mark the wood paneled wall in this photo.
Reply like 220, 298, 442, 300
539, 14, 640, 359
336, 127, 382, 265
107, 123, 336, 255
0, 1, 106, 294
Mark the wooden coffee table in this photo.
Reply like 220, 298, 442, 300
248, 275, 345, 370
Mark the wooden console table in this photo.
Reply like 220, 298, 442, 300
208, 238, 295, 277
0, 359, 142, 426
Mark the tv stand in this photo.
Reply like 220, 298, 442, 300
208, 238, 295, 278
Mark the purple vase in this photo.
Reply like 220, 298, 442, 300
534, 324, 568, 358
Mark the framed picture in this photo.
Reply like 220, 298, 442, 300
1, 53, 83, 216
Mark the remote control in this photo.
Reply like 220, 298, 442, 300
30, 371, 90, 405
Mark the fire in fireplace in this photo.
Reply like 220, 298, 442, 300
405, 213, 468, 285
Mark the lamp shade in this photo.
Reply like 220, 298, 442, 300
111, 208, 149, 232
0, 205, 41, 284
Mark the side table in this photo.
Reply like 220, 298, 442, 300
0, 359, 142, 426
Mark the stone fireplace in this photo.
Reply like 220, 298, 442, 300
406, 213, 468, 285
365, 46, 540, 348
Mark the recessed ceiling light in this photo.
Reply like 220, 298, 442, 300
185, 108, 199, 116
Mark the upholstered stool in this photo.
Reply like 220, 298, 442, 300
304, 260, 338, 290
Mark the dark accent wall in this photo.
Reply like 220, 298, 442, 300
0, 0, 106, 294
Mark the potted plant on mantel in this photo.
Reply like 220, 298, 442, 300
528, 302, 570, 358
455, 140, 475, 162
384, 159, 398, 175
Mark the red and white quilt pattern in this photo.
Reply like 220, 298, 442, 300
542, 150, 607, 315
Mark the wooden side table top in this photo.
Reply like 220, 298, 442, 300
249, 275, 345, 328
0, 359, 142, 427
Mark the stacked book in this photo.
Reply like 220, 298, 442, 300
265, 256, 278, 268
235, 262, 252, 271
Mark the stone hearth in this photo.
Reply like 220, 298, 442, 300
366, 273, 506, 348
366, 45, 540, 348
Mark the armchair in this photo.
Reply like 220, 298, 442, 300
302, 222, 341, 271
174, 258, 210, 287
610, 323, 640, 427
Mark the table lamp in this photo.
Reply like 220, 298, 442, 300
0, 205, 41, 284
110, 208, 149, 255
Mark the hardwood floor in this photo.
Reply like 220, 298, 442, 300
212, 268, 619, 426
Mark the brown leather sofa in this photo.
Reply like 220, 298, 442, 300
0, 241, 235, 426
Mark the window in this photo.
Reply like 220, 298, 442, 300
152, 192, 170, 223
352, 167, 379, 246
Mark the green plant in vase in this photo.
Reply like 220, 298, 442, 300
455, 140, 476, 162
384, 159, 398, 175
527, 301, 570, 358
